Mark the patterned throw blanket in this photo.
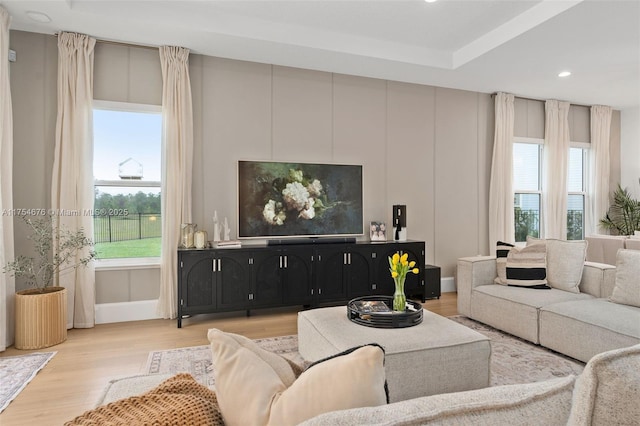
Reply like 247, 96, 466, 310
65, 374, 225, 426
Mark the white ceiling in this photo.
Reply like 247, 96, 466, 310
3, 0, 639, 109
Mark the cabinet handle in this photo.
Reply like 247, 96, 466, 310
212, 259, 216, 272
284, 255, 288, 269
344, 253, 347, 265
279, 256, 283, 269
348, 253, 351, 264
217, 259, 221, 271
319, 288, 322, 295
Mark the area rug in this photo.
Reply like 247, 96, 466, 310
0, 351, 56, 413
144, 335, 303, 388
448, 316, 584, 385
144, 317, 584, 389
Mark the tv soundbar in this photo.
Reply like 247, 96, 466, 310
267, 237, 357, 246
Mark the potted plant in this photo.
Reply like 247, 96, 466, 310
600, 184, 640, 236
3, 215, 95, 349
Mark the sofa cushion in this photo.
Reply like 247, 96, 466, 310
568, 344, 640, 425
472, 285, 593, 344
300, 375, 575, 426
610, 249, 640, 308
208, 328, 387, 426
527, 237, 587, 293
539, 298, 640, 363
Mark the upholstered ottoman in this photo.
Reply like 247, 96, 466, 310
298, 306, 491, 402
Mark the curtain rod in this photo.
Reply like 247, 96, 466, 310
55, 32, 159, 51
491, 92, 592, 109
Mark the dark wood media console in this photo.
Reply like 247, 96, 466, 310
177, 240, 427, 327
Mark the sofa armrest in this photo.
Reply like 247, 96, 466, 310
580, 261, 616, 298
300, 376, 575, 426
456, 256, 496, 317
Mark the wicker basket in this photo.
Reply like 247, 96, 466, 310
15, 287, 67, 350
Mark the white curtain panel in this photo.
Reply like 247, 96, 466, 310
157, 46, 193, 319
588, 105, 612, 235
51, 32, 96, 329
489, 92, 515, 249
0, 5, 15, 351
543, 100, 571, 240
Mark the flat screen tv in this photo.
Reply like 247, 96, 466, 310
238, 160, 364, 239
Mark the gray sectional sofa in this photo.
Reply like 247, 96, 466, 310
457, 246, 640, 363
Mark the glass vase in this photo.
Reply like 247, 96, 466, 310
393, 276, 406, 312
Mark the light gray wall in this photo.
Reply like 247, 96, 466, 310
9, 30, 624, 305
188, 57, 494, 278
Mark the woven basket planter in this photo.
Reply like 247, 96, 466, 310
15, 286, 67, 350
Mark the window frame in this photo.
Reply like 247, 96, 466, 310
92, 100, 163, 269
512, 137, 591, 242
567, 142, 590, 240
513, 137, 544, 242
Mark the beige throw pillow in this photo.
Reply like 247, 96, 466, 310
527, 237, 587, 293
609, 249, 640, 308
208, 329, 387, 426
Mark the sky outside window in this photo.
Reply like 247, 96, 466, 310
93, 109, 161, 194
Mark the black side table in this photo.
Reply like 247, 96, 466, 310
424, 264, 441, 299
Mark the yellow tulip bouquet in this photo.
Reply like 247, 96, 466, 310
388, 252, 420, 311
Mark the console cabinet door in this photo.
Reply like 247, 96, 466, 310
180, 252, 215, 313
313, 247, 348, 302
252, 251, 284, 307
345, 247, 374, 298
281, 250, 314, 305
215, 251, 252, 310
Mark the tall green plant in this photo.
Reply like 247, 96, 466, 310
3, 215, 95, 292
600, 184, 640, 236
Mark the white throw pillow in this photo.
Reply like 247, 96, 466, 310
208, 328, 387, 426
609, 249, 640, 308
527, 237, 587, 293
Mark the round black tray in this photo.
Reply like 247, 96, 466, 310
347, 296, 423, 328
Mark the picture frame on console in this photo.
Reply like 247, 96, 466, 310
370, 222, 387, 241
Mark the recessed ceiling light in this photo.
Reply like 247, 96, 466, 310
558, 71, 572, 78
424, 0, 438, 3
26, 11, 51, 23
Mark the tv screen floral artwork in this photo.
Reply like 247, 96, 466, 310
238, 161, 363, 238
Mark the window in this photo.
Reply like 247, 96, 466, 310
513, 140, 589, 242
513, 141, 542, 242
93, 101, 162, 259
567, 147, 586, 240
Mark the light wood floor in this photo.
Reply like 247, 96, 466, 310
1, 293, 457, 425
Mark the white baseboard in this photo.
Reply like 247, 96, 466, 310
441, 277, 456, 293
95, 300, 161, 324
